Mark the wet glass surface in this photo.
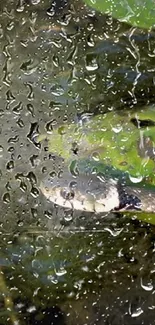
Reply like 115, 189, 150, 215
0, 0, 155, 324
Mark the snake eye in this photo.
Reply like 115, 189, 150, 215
60, 188, 75, 200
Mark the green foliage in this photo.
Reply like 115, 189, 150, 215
38, 105, 155, 180
84, 0, 155, 29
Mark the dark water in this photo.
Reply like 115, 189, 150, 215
0, 0, 155, 324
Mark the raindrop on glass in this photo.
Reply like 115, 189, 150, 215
85, 56, 98, 71
20, 181, 27, 192
27, 171, 37, 185
91, 151, 100, 161
50, 85, 64, 96
129, 174, 143, 183
3, 192, 11, 204
6, 160, 14, 171
30, 186, 40, 198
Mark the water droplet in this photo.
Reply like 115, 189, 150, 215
16, 0, 25, 12
6, 90, 15, 102
49, 171, 57, 178
30, 187, 39, 198
15, 172, 24, 181
131, 307, 143, 318
29, 155, 40, 167
17, 220, 24, 227
27, 103, 34, 117
20, 181, 27, 192
91, 152, 100, 161
47, 6, 56, 17
0, 145, 4, 152
50, 85, 64, 96
77, 112, 93, 126
71, 142, 79, 155
47, 274, 58, 284
8, 135, 19, 144
3, 192, 11, 204
82, 265, 89, 272
42, 167, 47, 174
20, 59, 38, 75
12, 102, 23, 115
69, 160, 79, 176
5, 182, 11, 191
27, 171, 37, 185
58, 126, 66, 135
104, 227, 123, 236
31, 208, 38, 218
0, 109, 4, 117
20, 39, 28, 48
85, 57, 98, 71
63, 212, 73, 222
87, 34, 95, 47
112, 125, 123, 133
54, 266, 67, 277
6, 160, 14, 171
140, 278, 153, 291
7, 146, 14, 153
17, 119, 24, 128
129, 174, 143, 183
0, 24, 3, 38
45, 120, 55, 133
44, 210, 53, 220
7, 21, 14, 31
25, 82, 34, 100
53, 55, 59, 67
27, 122, 41, 149
74, 279, 84, 290
31, 0, 40, 5
3, 59, 12, 86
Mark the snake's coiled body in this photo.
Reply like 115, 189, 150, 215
40, 161, 155, 213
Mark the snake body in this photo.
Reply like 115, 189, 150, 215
40, 160, 155, 213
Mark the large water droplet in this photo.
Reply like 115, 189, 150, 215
54, 266, 67, 277
12, 101, 23, 115
45, 120, 55, 133
112, 125, 123, 133
69, 160, 79, 176
85, 57, 98, 71
0, 145, 3, 153
25, 82, 34, 100
63, 212, 73, 222
50, 85, 64, 96
20, 59, 38, 75
129, 174, 143, 183
29, 155, 39, 167
104, 227, 123, 236
30, 186, 39, 198
27, 171, 37, 185
91, 151, 100, 161
130, 307, 143, 318
8, 135, 19, 144
3, 192, 11, 204
20, 181, 27, 192
6, 160, 14, 171
27, 103, 34, 117
27, 122, 41, 149
140, 278, 153, 291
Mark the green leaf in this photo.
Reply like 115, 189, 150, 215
38, 105, 155, 180
84, 0, 155, 29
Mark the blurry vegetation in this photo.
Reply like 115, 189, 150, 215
0, 220, 155, 323
84, 0, 155, 30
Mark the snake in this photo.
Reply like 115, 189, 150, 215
39, 107, 155, 214
40, 159, 155, 214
